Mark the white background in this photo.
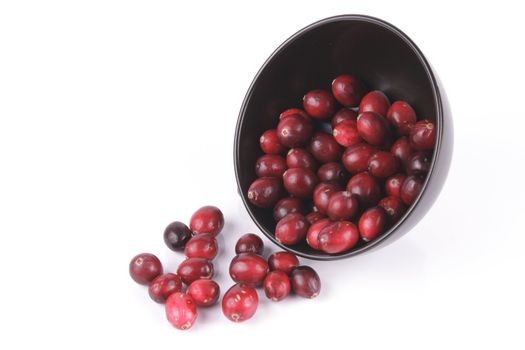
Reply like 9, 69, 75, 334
1, 1, 524, 349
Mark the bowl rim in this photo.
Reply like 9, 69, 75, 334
234, 14, 444, 260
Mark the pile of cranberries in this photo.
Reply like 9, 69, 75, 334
249, 74, 436, 254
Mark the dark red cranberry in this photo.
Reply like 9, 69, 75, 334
331, 74, 367, 107
184, 233, 218, 260
189, 205, 224, 236
279, 108, 309, 120
318, 221, 359, 254
385, 173, 407, 198
148, 273, 183, 303
273, 197, 304, 222
333, 120, 362, 147
331, 108, 358, 127
275, 213, 309, 245
286, 148, 317, 171
255, 154, 287, 178
378, 196, 407, 223
313, 181, 342, 214
187, 279, 220, 307
260, 129, 285, 155
263, 270, 291, 301
163, 221, 192, 251
346, 172, 382, 208
129, 253, 163, 285
283, 168, 318, 198
409, 119, 436, 151
235, 233, 264, 255
326, 191, 359, 220
165, 292, 197, 330
359, 90, 391, 116
229, 253, 269, 287
317, 162, 347, 183
303, 89, 336, 119
268, 251, 300, 274
290, 266, 321, 298
277, 114, 313, 148
306, 218, 333, 250
222, 283, 258, 322
359, 206, 389, 241
342, 143, 377, 174
391, 136, 414, 167
401, 175, 424, 206
309, 132, 342, 163
177, 258, 214, 285
357, 112, 391, 146
368, 151, 400, 178
247, 177, 282, 208
305, 211, 327, 224
387, 101, 417, 135
407, 151, 431, 176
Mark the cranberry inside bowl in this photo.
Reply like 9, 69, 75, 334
234, 14, 453, 260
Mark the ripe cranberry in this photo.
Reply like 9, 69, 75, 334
273, 197, 304, 221
279, 108, 309, 120
129, 253, 163, 285
318, 221, 359, 254
163, 221, 192, 251
305, 211, 327, 224
148, 273, 183, 303
309, 132, 342, 163
177, 258, 214, 285
235, 233, 264, 255
275, 213, 309, 245
255, 154, 287, 178
283, 168, 318, 198
290, 266, 321, 298
260, 129, 285, 155
359, 90, 391, 116
306, 218, 333, 250
263, 270, 291, 301
222, 283, 258, 322
165, 292, 197, 330
387, 101, 417, 135
317, 162, 347, 183
189, 205, 224, 236
184, 233, 218, 260
385, 173, 407, 198
401, 175, 424, 206
378, 196, 407, 223
409, 119, 436, 151
268, 251, 300, 274
342, 143, 377, 174
407, 151, 431, 176
346, 172, 382, 208
286, 148, 317, 171
333, 120, 362, 147
357, 112, 391, 146
326, 191, 359, 220
313, 181, 342, 214
331, 108, 358, 127
247, 177, 282, 208
359, 206, 389, 241
303, 89, 336, 119
229, 253, 269, 287
277, 114, 313, 148
187, 279, 220, 307
368, 151, 400, 178
391, 136, 414, 167
331, 74, 367, 107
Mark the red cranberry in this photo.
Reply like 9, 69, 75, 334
407, 151, 431, 176
313, 181, 342, 214
326, 191, 359, 220
391, 136, 414, 167
357, 112, 391, 146
277, 114, 313, 148
409, 119, 436, 151
275, 213, 309, 245
286, 148, 317, 171
359, 90, 391, 116
317, 162, 346, 183
148, 273, 183, 303
306, 218, 333, 250
229, 253, 269, 287
279, 108, 309, 120
184, 233, 218, 260
283, 168, 318, 198
346, 172, 382, 208
222, 283, 258, 322
268, 251, 300, 274
263, 270, 291, 301
333, 120, 362, 147
305, 211, 327, 224
290, 266, 321, 298
401, 175, 424, 206
309, 132, 342, 163
260, 129, 285, 155
273, 197, 304, 221
331, 74, 367, 107
359, 206, 389, 241
187, 279, 220, 307
387, 101, 417, 135
235, 233, 264, 255
303, 89, 336, 119
163, 221, 192, 251
385, 173, 407, 198
368, 151, 400, 178
378, 196, 407, 223
177, 258, 214, 285
165, 292, 197, 330
318, 221, 359, 254
129, 253, 163, 285
247, 177, 282, 208
331, 108, 358, 127
255, 154, 287, 178
342, 143, 377, 174
189, 206, 224, 236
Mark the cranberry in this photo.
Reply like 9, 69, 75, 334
163, 221, 192, 251
263, 270, 291, 301
306, 218, 333, 250
184, 233, 218, 260
368, 151, 400, 178
189, 205, 224, 236
313, 181, 342, 214
255, 154, 287, 178
279, 108, 309, 120
148, 273, 183, 303
387, 101, 417, 135
129, 253, 163, 285
331, 74, 366, 107
290, 266, 321, 298
229, 253, 269, 287
409, 119, 436, 151
187, 279, 220, 307
317, 162, 347, 183
305, 211, 327, 224
286, 148, 317, 171
165, 292, 197, 330
391, 136, 414, 167
359, 206, 389, 241
283, 168, 318, 198
326, 191, 359, 220
318, 221, 359, 254
333, 120, 362, 147
222, 283, 258, 322
277, 114, 313, 148
275, 213, 309, 245
235, 233, 264, 255
378, 196, 407, 223
303, 89, 336, 119
177, 257, 214, 285
331, 108, 358, 127
407, 151, 431, 176
309, 132, 342, 163
385, 173, 407, 198
357, 111, 391, 146
346, 172, 382, 208
342, 143, 377, 174
247, 177, 282, 208
268, 251, 300, 274
273, 197, 304, 222
401, 175, 424, 206
359, 90, 391, 116
260, 129, 285, 155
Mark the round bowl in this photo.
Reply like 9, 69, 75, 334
234, 14, 453, 260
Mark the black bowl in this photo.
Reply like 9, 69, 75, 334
234, 14, 453, 260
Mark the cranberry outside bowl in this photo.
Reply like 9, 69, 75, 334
234, 15, 453, 260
